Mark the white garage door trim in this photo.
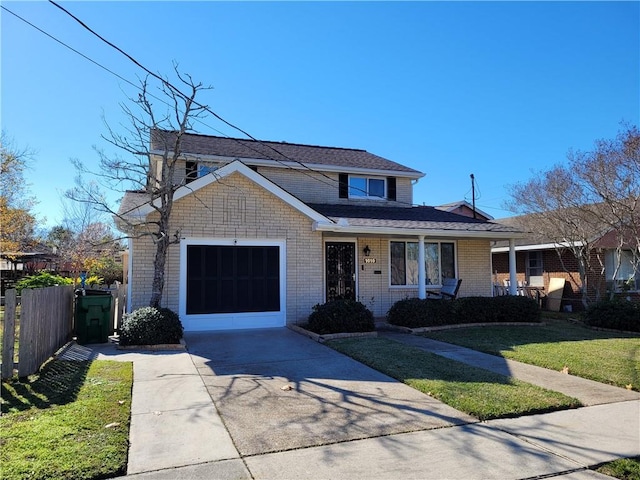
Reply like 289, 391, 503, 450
179, 237, 287, 331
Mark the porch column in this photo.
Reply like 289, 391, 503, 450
418, 235, 426, 299
508, 238, 517, 295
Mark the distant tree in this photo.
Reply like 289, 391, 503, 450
0, 132, 38, 255
572, 125, 640, 289
48, 195, 124, 285
65, 67, 211, 306
506, 124, 640, 306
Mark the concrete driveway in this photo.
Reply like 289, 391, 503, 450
185, 328, 476, 456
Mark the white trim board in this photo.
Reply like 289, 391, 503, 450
179, 237, 287, 331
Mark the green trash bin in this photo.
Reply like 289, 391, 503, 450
75, 289, 112, 344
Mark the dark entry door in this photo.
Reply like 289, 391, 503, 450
325, 242, 356, 301
186, 245, 280, 314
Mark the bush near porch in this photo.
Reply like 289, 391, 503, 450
387, 296, 541, 329
306, 299, 375, 334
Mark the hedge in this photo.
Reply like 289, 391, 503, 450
387, 296, 541, 328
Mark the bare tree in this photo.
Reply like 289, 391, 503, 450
507, 166, 605, 307
66, 68, 211, 307
506, 125, 640, 306
572, 125, 640, 292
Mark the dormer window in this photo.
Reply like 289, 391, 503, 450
348, 176, 386, 199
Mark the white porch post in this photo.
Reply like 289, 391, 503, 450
418, 235, 426, 299
508, 238, 517, 296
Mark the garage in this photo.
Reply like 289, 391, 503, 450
179, 239, 286, 331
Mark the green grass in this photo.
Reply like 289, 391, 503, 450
595, 456, 640, 480
421, 318, 640, 391
328, 337, 581, 420
1, 359, 133, 480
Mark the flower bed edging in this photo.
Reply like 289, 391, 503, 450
391, 322, 545, 334
116, 338, 187, 351
288, 324, 378, 343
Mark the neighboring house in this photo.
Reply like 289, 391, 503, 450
492, 215, 640, 310
118, 131, 524, 331
435, 200, 493, 221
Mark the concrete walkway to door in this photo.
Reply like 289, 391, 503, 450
87, 327, 640, 479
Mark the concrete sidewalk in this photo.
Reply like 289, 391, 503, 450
65, 328, 639, 480
380, 331, 640, 406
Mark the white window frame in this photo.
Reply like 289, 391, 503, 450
605, 249, 639, 292
348, 175, 386, 199
389, 239, 457, 288
179, 237, 287, 331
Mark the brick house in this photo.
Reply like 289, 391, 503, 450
118, 131, 524, 331
492, 216, 640, 310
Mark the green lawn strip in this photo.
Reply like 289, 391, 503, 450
1, 359, 133, 480
595, 456, 640, 480
327, 337, 581, 421
421, 320, 640, 391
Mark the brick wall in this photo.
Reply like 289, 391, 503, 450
170, 159, 414, 206
130, 171, 325, 324
355, 237, 494, 317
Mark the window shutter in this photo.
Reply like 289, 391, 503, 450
387, 177, 397, 201
186, 161, 197, 183
339, 173, 348, 198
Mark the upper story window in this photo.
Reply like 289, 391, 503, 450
339, 174, 397, 201
349, 176, 386, 198
186, 161, 217, 183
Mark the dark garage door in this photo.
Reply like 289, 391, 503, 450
187, 245, 280, 315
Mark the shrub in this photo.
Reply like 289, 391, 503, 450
306, 299, 375, 334
387, 295, 541, 328
75, 275, 104, 287
119, 307, 183, 346
15, 272, 73, 294
89, 257, 123, 285
387, 298, 454, 328
455, 296, 541, 324
583, 300, 640, 332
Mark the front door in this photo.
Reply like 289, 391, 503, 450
325, 242, 356, 301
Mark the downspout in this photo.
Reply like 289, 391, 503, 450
127, 237, 133, 313
509, 238, 518, 296
418, 235, 426, 299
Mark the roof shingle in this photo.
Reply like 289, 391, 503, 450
151, 130, 423, 175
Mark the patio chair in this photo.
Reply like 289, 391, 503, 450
426, 278, 462, 300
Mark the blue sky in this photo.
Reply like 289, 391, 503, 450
2, 1, 638, 228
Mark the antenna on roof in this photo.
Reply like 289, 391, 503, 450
470, 174, 477, 219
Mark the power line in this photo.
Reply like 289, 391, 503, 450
10, 1, 416, 204
5, 2, 361, 201
46, 0, 420, 203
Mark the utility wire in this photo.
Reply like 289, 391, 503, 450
4, 3, 349, 197
47, 0, 348, 186
14, 1, 419, 205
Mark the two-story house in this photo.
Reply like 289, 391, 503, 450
118, 131, 523, 331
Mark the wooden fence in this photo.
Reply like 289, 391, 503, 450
1, 284, 128, 379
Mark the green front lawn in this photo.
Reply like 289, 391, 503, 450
1, 359, 133, 480
422, 319, 640, 391
596, 456, 640, 480
328, 337, 581, 421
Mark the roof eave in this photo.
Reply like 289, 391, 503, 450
313, 223, 526, 239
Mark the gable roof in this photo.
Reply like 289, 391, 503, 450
117, 160, 333, 226
435, 200, 493, 221
308, 203, 523, 239
151, 130, 424, 178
